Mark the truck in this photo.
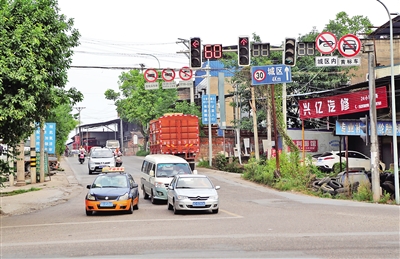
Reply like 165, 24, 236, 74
149, 113, 200, 170
105, 139, 120, 152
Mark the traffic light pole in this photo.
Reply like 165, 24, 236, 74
206, 60, 213, 167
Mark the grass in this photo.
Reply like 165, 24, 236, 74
0, 187, 41, 197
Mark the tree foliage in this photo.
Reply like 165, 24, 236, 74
47, 103, 78, 157
325, 11, 373, 38
105, 70, 180, 136
0, 0, 82, 177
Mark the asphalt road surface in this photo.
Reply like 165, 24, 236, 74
1, 156, 399, 258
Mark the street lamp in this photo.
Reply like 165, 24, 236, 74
138, 53, 160, 69
376, 0, 399, 205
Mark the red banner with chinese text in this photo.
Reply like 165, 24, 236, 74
299, 86, 388, 119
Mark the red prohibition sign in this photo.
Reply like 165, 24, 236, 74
315, 32, 337, 55
179, 67, 193, 81
144, 69, 158, 83
338, 34, 361, 58
253, 69, 265, 82
162, 68, 176, 82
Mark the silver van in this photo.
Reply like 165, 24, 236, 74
140, 154, 197, 204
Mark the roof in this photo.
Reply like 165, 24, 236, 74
144, 154, 189, 163
369, 15, 400, 39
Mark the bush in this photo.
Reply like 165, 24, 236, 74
352, 181, 372, 201
136, 150, 149, 156
197, 158, 211, 168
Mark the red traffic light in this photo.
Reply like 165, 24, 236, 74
190, 37, 202, 68
238, 36, 250, 66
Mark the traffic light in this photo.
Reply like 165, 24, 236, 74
360, 115, 369, 145
190, 37, 202, 68
283, 38, 297, 66
238, 36, 250, 66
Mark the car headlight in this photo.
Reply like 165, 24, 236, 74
177, 195, 188, 200
119, 192, 129, 201
154, 182, 165, 188
86, 193, 96, 201
209, 195, 218, 200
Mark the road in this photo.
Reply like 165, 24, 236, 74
1, 156, 399, 258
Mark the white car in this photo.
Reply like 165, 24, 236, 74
167, 174, 220, 214
315, 150, 385, 172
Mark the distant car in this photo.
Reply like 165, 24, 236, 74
315, 150, 385, 172
167, 174, 220, 214
87, 147, 115, 174
85, 167, 139, 216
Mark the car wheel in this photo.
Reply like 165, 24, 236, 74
212, 208, 219, 214
142, 185, 149, 199
150, 190, 156, 204
127, 200, 134, 214
85, 209, 92, 216
168, 200, 173, 210
88, 169, 92, 175
173, 200, 180, 215
133, 198, 139, 210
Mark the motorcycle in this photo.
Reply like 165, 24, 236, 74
79, 153, 85, 164
115, 156, 122, 167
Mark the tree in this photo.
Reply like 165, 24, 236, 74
105, 69, 179, 139
325, 11, 373, 38
47, 103, 79, 157
0, 0, 82, 178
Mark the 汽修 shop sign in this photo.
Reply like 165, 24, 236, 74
299, 86, 388, 120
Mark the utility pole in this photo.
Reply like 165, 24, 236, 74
365, 42, 380, 202
74, 107, 85, 147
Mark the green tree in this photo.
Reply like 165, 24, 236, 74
47, 103, 79, 157
0, 0, 82, 178
104, 69, 178, 138
325, 11, 373, 38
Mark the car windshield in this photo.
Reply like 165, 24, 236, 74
92, 175, 127, 188
91, 150, 113, 158
156, 163, 191, 177
176, 177, 213, 189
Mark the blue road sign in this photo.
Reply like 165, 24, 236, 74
251, 65, 292, 85
202, 94, 217, 124
35, 122, 56, 154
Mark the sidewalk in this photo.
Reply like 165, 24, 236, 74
0, 157, 82, 217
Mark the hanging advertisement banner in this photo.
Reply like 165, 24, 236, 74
299, 86, 388, 119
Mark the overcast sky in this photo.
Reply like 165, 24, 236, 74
57, 0, 398, 137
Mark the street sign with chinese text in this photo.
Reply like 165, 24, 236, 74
251, 65, 292, 85
35, 122, 56, 154
201, 94, 217, 124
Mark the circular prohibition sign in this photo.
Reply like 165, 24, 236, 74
162, 68, 176, 82
179, 67, 193, 81
143, 68, 158, 83
253, 69, 266, 82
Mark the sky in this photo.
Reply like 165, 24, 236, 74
56, 0, 399, 138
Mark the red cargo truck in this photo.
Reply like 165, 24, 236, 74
149, 113, 200, 170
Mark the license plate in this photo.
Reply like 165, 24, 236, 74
192, 201, 205, 207
100, 202, 113, 207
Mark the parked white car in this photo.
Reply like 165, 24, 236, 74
315, 150, 385, 172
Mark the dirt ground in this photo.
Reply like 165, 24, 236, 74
0, 158, 82, 217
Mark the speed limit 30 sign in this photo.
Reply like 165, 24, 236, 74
253, 69, 266, 82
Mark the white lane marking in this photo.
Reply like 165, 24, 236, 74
1, 211, 243, 229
